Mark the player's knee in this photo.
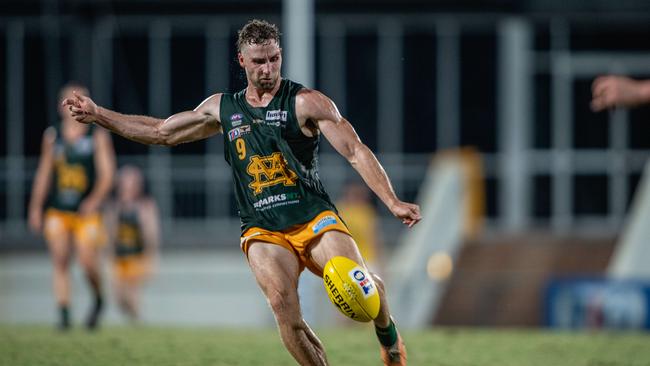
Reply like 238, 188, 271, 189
79, 259, 97, 275
267, 290, 297, 318
267, 291, 289, 313
77, 251, 96, 267
52, 255, 69, 271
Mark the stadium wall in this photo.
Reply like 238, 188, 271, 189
435, 234, 616, 327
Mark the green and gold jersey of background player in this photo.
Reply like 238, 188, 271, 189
47, 125, 96, 212
220, 79, 338, 232
115, 209, 145, 258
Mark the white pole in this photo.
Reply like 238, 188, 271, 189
498, 18, 532, 232
283, 0, 314, 88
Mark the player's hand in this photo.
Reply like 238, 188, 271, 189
61, 91, 99, 124
591, 76, 648, 111
389, 200, 422, 228
28, 208, 43, 234
79, 196, 101, 216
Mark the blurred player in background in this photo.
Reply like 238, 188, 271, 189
336, 180, 383, 273
104, 165, 160, 323
63, 19, 419, 365
591, 75, 650, 111
28, 83, 116, 330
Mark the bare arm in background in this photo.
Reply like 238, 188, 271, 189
591, 76, 650, 111
79, 129, 116, 215
103, 201, 118, 255
62, 91, 223, 145
296, 89, 422, 228
28, 128, 56, 233
139, 198, 161, 276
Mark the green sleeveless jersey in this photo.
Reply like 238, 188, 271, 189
220, 79, 337, 232
115, 209, 145, 258
47, 126, 96, 212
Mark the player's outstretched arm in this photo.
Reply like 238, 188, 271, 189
296, 89, 422, 227
62, 92, 222, 146
591, 75, 650, 111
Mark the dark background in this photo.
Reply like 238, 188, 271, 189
1, 0, 650, 222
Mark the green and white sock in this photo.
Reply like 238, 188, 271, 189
375, 318, 398, 347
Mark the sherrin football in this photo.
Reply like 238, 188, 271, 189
322, 256, 380, 322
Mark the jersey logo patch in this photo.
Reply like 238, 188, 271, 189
246, 152, 298, 195
312, 215, 337, 234
265, 110, 287, 121
228, 125, 251, 141
230, 113, 243, 126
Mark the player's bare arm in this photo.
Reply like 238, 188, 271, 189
296, 89, 422, 227
62, 92, 223, 146
79, 129, 116, 215
28, 128, 56, 233
591, 75, 650, 111
103, 202, 118, 254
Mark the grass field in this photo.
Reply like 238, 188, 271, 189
1, 325, 649, 366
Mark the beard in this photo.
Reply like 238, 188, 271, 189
255, 75, 278, 91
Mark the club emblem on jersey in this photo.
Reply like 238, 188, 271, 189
117, 223, 139, 247
246, 152, 298, 195
55, 160, 88, 192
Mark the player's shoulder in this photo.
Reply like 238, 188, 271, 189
195, 93, 224, 113
92, 125, 110, 138
91, 126, 114, 148
295, 88, 339, 121
43, 125, 57, 140
189, 93, 224, 127
200, 93, 224, 106
138, 197, 159, 212
296, 87, 327, 99
39, 126, 59, 149
295, 88, 333, 109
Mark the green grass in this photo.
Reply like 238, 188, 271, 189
1, 325, 649, 366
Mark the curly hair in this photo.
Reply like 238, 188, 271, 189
236, 19, 281, 52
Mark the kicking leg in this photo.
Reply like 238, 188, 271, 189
308, 230, 392, 325
247, 241, 328, 366
308, 230, 407, 365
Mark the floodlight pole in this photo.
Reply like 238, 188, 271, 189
283, 0, 315, 88
498, 18, 533, 232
